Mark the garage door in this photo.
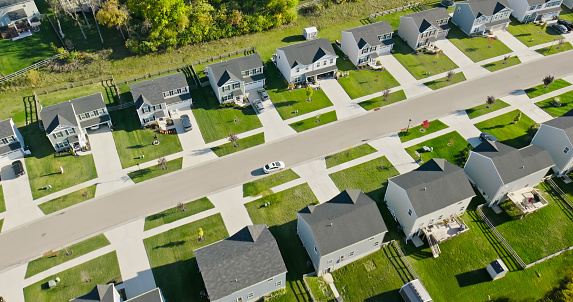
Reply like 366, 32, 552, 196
245, 80, 264, 91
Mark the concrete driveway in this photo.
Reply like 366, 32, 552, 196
319, 78, 366, 119
246, 89, 296, 142
172, 109, 217, 168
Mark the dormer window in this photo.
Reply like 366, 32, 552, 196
0, 136, 14, 145
529, 5, 536, 10
362, 48, 369, 54
232, 83, 240, 89
142, 106, 151, 113
408, 209, 413, 216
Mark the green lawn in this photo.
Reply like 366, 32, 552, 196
561, 5, 573, 22
0, 219, 3, 233
447, 25, 513, 62
289, 111, 338, 132
405, 131, 471, 167
144, 197, 215, 231
305, 275, 335, 302
507, 17, 565, 46
109, 108, 183, 168
535, 90, 573, 117
474, 109, 536, 149
25, 234, 110, 278
424, 72, 467, 90
23, 252, 120, 302
372, 7, 424, 28
38, 185, 97, 215
525, 78, 571, 98
358, 90, 407, 111
21, 125, 98, 200
465, 99, 510, 119
36, 81, 118, 107
391, 37, 459, 80
211, 132, 265, 156
481, 56, 521, 72
325, 144, 378, 168
144, 214, 228, 302
398, 120, 449, 143
128, 157, 183, 183
243, 169, 300, 197
0, 185, 4, 213
536, 41, 573, 56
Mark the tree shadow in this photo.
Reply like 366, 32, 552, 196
151, 258, 210, 302
465, 47, 478, 52
128, 145, 145, 149
455, 268, 491, 287
146, 212, 170, 222
153, 240, 186, 249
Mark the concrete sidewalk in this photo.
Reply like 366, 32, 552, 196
253, 97, 297, 142
1, 162, 43, 231
368, 135, 419, 174
0, 264, 27, 302
320, 78, 366, 119
208, 185, 253, 235
501, 90, 553, 123
495, 30, 544, 62
292, 158, 340, 204
439, 111, 482, 146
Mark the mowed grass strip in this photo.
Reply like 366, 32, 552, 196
474, 109, 537, 149
128, 157, 183, 183
465, 99, 510, 119
398, 120, 449, 143
536, 42, 573, 56
325, 144, 378, 168
289, 111, 337, 132
358, 90, 407, 111
211, 132, 265, 156
424, 72, 467, 90
535, 90, 573, 117
481, 56, 521, 72
405, 131, 471, 167
243, 169, 300, 197
38, 185, 97, 214
525, 78, 571, 98
391, 37, 459, 80
0, 185, 5, 213
144, 197, 215, 231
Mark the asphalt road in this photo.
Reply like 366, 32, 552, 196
1, 51, 572, 274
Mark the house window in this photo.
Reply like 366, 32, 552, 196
314, 246, 318, 254
537, 4, 542, 9
457, 7, 460, 13
68, 128, 75, 134
374, 241, 380, 246
142, 107, 151, 113
296, 67, 300, 73
142, 116, 155, 123
438, 215, 443, 220
316, 62, 321, 67
153, 105, 162, 111
247, 293, 254, 299
84, 113, 90, 119
408, 209, 412, 216
305, 66, 309, 70
294, 76, 302, 83
222, 85, 230, 92
252, 68, 258, 74
529, 5, 536, 10
330, 58, 334, 64
460, 206, 465, 212
361, 48, 369, 54
232, 83, 240, 89
93, 110, 100, 116
369, 46, 376, 52
473, 27, 480, 33
268, 278, 274, 282
1, 136, 14, 145
369, 237, 374, 241
77, 114, 84, 120
565, 147, 570, 154
54, 132, 63, 138
222, 94, 233, 102
276, 281, 282, 287
323, 60, 327, 65
349, 251, 355, 257
340, 255, 345, 261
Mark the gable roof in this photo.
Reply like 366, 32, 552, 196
542, 116, 573, 141
298, 190, 387, 256
40, 102, 78, 134
70, 93, 106, 114
0, 118, 15, 139
400, 279, 432, 302
343, 21, 393, 49
0, 0, 29, 9
194, 225, 287, 301
130, 72, 189, 107
277, 38, 337, 68
125, 288, 164, 302
462, 0, 511, 18
206, 53, 264, 87
389, 159, 476, 217
403, 7, 450, 32
70, 284, 118, 302
471, 140, 554, 184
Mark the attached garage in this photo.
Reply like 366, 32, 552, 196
245, 79, 265, 91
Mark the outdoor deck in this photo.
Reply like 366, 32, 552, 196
507, 187, 548, 214
426, 215, 469, 243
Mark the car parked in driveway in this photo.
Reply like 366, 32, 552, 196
12, 160, 25, 177
258, 88, 270, 101
253, 99, 264, 113
181, 114, 192, 131
558, 19, 573, 31
263, 161, 285, 173
479, 132, 498, 142
551, 23, 569, 34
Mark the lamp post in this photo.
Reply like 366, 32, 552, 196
406, 119, 412, 133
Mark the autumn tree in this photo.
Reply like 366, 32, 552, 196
543, 75, 555, 89
96, 0, 129, 39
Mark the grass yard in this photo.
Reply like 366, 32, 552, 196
243, 169, 300, 197
144, 214, 228, 302
536, 41, 573, 56
481, 55, 521, 72
36, 81, 118, 107
391, 37, 459, 80
38, 185, 97, 215
398, 120, 449, 143
128, 157, 183, 183
305, 275, 335, 302
144, 197, 215, 231
56, 14, 127, 55
525, 78, 571, 98
109, 108, 183, 168
447, 25, 513, 62
358, 90, 407, 111
424, 72, 467, 90
535, 90, 573, 117
325, 144, 378, 168
474, 109, 536, 149
190, 87, 263, 143
405, 131, 471, 167
0, 185, 4, 213
507, 17, 565, 46
211, 132, 265, 156
372, 7, 425, 28
0, 219, 3, 233
465, 99, 510, 119
25, 234, 110, 278
289, 111, 338, 132
23, 252, 120, 302
21, 125, 98, 200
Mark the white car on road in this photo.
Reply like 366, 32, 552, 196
263, 161, 285, 173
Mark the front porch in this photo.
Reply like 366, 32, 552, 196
506, 187, 548, 215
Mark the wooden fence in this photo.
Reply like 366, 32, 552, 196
189, 46, 256, 67
0, 54, 66, 84
369, 3, 422, 19
390, 240, 419, 280
34, 75, 114, 95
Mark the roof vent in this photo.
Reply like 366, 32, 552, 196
423, 187, 427, 191
329, 222, 333, 226
234, 279, 238, 282
521, 165, 525, 169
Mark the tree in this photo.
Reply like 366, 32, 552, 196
197, 228, 204, 242
487, 36, 495, 47
513, 111, 522, 124
502, 55, 511, 64
157, 157, 167, 170
228, 133, 239, 148
382, 88, 390, 101
288, 82, 295, 90
97, 0, 130, 39
47, 0, 66, 38
486, 95, 496, 105
446, 70, 455, 82
62, 0, 87, 39
557, 38, 565, 49
86, 0, 104, 43
306, 85, 314, 102
543, 75, 555, 89
177, 202, 187, 212
74, 0, 91, 29
422, 120, 430, 129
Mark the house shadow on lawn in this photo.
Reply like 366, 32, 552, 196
364, 289, 402, 301
19, 123, 57, 159
500, 134, 532, 149
455, 268, 491, 287
151, 258, 210, 302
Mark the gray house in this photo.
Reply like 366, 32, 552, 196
274, 38, 338, 84
451, 0, 513, 36
297, 190, 388, 276
565, 0, 573, 9
531, 116, 573, 176
340, 21, 394, 66
206, 54, 265, 104
0, 118, 26, 162
398, 7, 451, 50
70, 284, 165, 302
194, 225, 287, 302
0, 0, 40, 40
130, 72, 192, 126
507, 0, 563, 22
400, 279, 433, 302
464, 140, 554, 206
40, 93, 111, 152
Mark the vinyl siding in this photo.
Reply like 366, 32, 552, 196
464, 152, 504, 204
384, 180, 419, 238
452, 3, 477, 35
297, 215, 321, 271
531, 125, 573, 175
398, 17, 421, 50
340, 31, 361, 66
317, 233, 385, 276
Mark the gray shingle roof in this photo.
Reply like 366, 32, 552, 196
527, 0, 552, 5
40, 102, 78, 134
70, 93, 106, 114
400, 279, 432, 302
131, 72, 189, 108
0, 0, 28, 9
70, 284, 117, 302
389, 159, 476, 217
0, 141, 21, 155
343, 21, 393, 49
0, 118, 14, 139
206, 54, 264, 87
543, 116, 573, 141
277, 38, 336, 68
298, 190, 388, 256
194, 225, 287, 301
403, 7, 450, 33
471, 141, 554, 184
125, 288, 163, 302
462, 0, 511, 18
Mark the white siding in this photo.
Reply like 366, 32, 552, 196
531, 125, 573, 175
413, 195, 473, 234
206, 66, 223, 102
275, 49, 293, 83
398, 17, 422, 50
340, 31, 360, 66
565, 0, 573, 9
317, 233, 385, 276
452, 3, 477, 35
494, 168, 552, 202
464, 152, 504, 205
297, 215, 321, 271
507, 0, 529, 22
384, 180, 419, 237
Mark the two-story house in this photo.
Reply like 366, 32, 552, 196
194, 225, 287, 302
130, 72, 192, 126
531, 115, 573, 176
297, 190, 388, 276
340, 21, 395, 66
40, 92, 111, 152
452, 0, 513, 36
398, 7, 451, 50
0, 118, 26, 162
274, 38, 338, 84
0, 0, 40, 39
205, 53, 265, 104
507, 0, 563, 23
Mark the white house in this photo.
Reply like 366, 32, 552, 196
297, 190, 388, 276
464, 140, 554, 206
451, 0, 513, 36
398, 7, 451, 50
0, 0, 40, 40
0, 118, 26, 162
340, 21, 394, 66
531, 116, 573, 176
506, 0, 563, 23
70, 284, 166, 302
205, 53, 265, 104
274, 38, 338, 84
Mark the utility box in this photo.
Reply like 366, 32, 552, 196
303, 26, 318, 40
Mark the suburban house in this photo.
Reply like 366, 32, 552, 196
384, 159, 475, 256
194, 225, 287, 302
398, 7, 451, 50
70, 284, 165, 302
297, 190, 388, 276
0, 0, 40, 40
205, 53, 265, 104
531, 116, 573, 176
40, 92, 111, 152
400, 279, 433, 302
506, 0, 563, 23
451, 0, 513, 36
130, 72, 192, 126
0, 118, 26, 162
340, 21, 395, 66
274, 38, 338, 84
565, 0, 573, 9
464, 140, 554, 207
